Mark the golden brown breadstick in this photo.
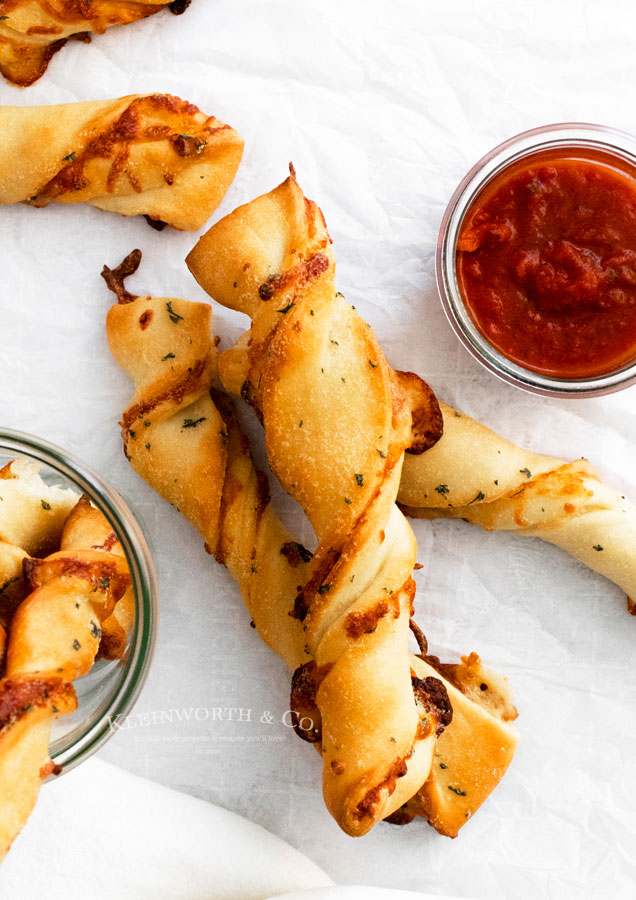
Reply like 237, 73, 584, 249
0, 496, 132, 861
186, 172, 519, 836
398, 402, 636, 610
0, 1, 189, 87
0, 94, 243, 230
104, 251, 518, 839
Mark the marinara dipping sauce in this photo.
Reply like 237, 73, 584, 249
456, 147, 636, 378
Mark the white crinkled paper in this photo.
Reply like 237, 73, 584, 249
1, 1, 636, 897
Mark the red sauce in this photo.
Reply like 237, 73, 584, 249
456, 148, 636, 377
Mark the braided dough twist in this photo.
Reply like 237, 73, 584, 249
0, 0, 189, 87
186, 172, 519, 835
0, 496, 132, 860
0, 94, 243, 230
104, 250, 518, 838
398, 403, 636, 610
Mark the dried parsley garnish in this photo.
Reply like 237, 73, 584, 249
166, 301, 184, 323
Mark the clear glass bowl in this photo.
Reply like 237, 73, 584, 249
436, 123, 636, 398
0, 429, 157, 775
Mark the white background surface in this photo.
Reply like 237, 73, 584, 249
2, 1, 636, 897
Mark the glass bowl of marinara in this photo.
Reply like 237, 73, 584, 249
0, 429, 157, 776
437, 123, 636, 397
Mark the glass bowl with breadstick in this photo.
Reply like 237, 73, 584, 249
0, 429, 157, 859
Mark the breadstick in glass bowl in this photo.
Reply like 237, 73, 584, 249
0, 432, 157, 862
0, 94, 243, 231
0, 1, 190, 88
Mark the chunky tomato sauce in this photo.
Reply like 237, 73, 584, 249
456, 148, 636, 377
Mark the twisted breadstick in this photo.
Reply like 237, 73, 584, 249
0, 495, 132, 860
0, 0, 189, 87
104, 249, 309, 671
0, 458, 80, 642
0, 94, 243, 230
186, 172, 518, 836
398, 403, 636, 610
104, 251, 518, 839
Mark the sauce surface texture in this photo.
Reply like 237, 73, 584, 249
456, 149, 636, 377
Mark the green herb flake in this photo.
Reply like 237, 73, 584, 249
162, 352, 176, 361
355, 473, 364, 486
440, 762, 448, 769
344, 497, 352, 504
377, 449, 386, 459
90, 620, 102, 639
277, 301, 295, 314
317, 584, 331, 594
145, 443, 151, 451
448, 785, 467, 796
166, 301, 184, 323
0, 577, 19, 595
72, 639, 81, 651
435, 484, 449, 496
100, 577, 110, 591
593, 544, 604, 552
368, 360, 378, 368
63, 151, 76, 162
468, 490, 485, 505
520, 468, 532, 479
183, 417, 206, 429
41, 500, 51, 510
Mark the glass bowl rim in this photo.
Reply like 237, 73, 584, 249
0, 427, 157, 775
436, 121, 636, 398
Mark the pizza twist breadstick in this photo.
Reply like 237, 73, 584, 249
104, 250, 518, 839
104, 250, 310, 671
0, 0, 189, 87
0, 94, 243, 230
186, 172, 519, 836
398, 403, 636, 610
0, 496, 131, 861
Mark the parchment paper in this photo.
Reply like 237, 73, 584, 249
1, 2, 635, 897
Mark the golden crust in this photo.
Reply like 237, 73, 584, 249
0, 94, 243, 230
0, 1, 185, 87
105, 250, 518, 838
0, 497, 133, 860
187, 173, 518, 836
399, 403, 636, 606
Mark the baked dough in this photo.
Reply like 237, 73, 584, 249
399, 402, 636, 610
105, 250, 518, 838
185, 172, 519, 836
0, 496, 132, 861
0, 1, 189, 87
0, 94, 243, 230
